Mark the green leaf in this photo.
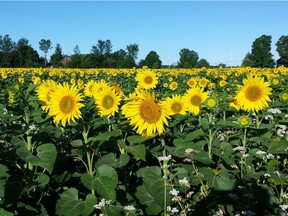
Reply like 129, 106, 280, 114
184, 129, 205, 141
56, 188, 85, 216
89, 130, 122, 144
83, 194, 97, 216
125, 144, 146, 161
33, 143, 57, 174
0, 208, 14, 216
96, 153, 130, 168
135, 178, 171, 215
214, 172, 236, 191
70, 139, 83, 147
34, 173, 50, 187
81, 164, 118, 201
0, 164, 9, 198
136, 166, 162, 186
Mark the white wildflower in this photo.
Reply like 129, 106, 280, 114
124, 205, 136, 211
179, 177, 190, 188
169, 188, 179, 196
158, 155, 172, 162
268, 108, 281, 114
256, 150, 266, 155
264, 173, 271, 178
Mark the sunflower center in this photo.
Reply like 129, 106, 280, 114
190, 95, 202, 106
171, 102, 182, 113
60, 96, 76, 114
140, 100, 161, 123
144, 76, 153, 84
102, 95, 114, 109
245, 86, 262, 102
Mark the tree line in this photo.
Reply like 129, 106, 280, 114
0, 34, 287, 68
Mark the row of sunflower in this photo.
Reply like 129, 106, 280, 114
0, 67, 288, 216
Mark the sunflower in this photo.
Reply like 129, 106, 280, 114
36, 80, 58, 112
84, 80, 97, 97
229, 98, 241, 111
122, 91, 169, 137
48, 83, 84, 127
198, 78, 209, 88
206, 96, 218, 109
91, 80, 109, 95
187, 77, 197, 88
238, 115, 251, 127
183, 86, 208, 115
135, 69, 158, 89
94, 87, 121, 117
169, 81, 178, 91
161, 94, 187, 116
235, 76, 272, 112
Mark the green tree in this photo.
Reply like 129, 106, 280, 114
250, 35, 275, 68
39, 39, 52, 66
241, 52, 254, 67
126, 43, 139, 61
195, 58, 210, 68
178, 48, 199, 68
276, 35, 288, 67
16, 38, 42, 67
68, 45, 82, 68
0, 34, 16, 52
50, 43, 63, 67
139, 51, 162, 68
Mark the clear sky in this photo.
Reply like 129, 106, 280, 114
0, 1, 287, 66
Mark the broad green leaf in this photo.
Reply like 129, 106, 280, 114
55, 188, 85, 216
34, 173, 50, 187
83, 194, 97, 216
136, 166, 162, 184
89, 130, 122, 144
81, 164, 118, 201
0, 208, 14, 216
33, 143, 57, 174
96, 153, 130, 168
125, 144, 146, 161
135, 178, 172, 215
70, 139, 83, 147
214, 172, 236, 191
0, 164, 9, 198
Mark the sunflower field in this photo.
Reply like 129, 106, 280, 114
0, 66, 288, 216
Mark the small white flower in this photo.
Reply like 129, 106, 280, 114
179, 177, 190, 188
268, 108, 281, 114
256, 150, 267, 155
169, 188, 179, 196
241, 210, 256, 216
264, 173, 271, 178
282, 193, 288, 199
158, 155, 172, 162
280, 204, 288, 210
171, 207, 179, 213
124, 205, 136, 211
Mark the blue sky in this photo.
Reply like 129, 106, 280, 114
0, 1, 287, 66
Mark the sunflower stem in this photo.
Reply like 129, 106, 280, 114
83, 127, 95, 195
208, 112, 214, 159
25, 111, 33, 171
161, 138, 167, 216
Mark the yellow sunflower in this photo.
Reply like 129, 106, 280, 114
187, 77, 197, 88
84, 80, 97, 97
235, 76, 272, 112
161, 94, 187, 116
91, 80, 109, 95
183, 86, 208, 115
135, 69, 158, 89
206, 97, 218, 109
48, 83, 84, 127
94, 87, 121, 117
198, 78, 209, 88
36, 80, 58, 112
122, 91, 169, 137
169, 81, 178, 91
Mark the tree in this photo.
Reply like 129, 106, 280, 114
126, 43, 139, 61
50, 43, 63, 67
139, 51, 162, 68
39, 39, 52, 66
73, 45, 81, 55
0, 34, 16, 52
276, 35, 288, 67
250, 35, 275, 68
241, 52, 254, 67
178, 48, 199, 68
195, 58, 210, 68
16, 38, 42, 67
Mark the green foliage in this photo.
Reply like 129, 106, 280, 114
178, 48, 199, 68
